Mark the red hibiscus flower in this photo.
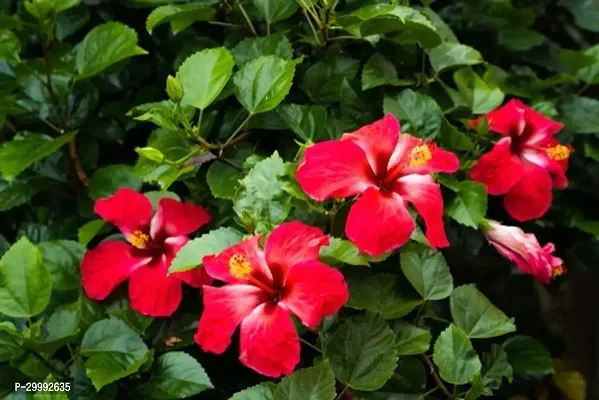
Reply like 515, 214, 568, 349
483, 220, 566, 284
470, 99, 571, 222
81, 188, 212, 317
295, 114, 460, 256
194, 221, 348, 377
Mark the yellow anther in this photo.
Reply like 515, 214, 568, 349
130, 230, 150, 248
409, 144, 433, 167
229, 254, 252, 279
552, 265, 566, 279
546, 145, 571, 161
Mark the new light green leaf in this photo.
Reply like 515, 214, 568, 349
0, 30, 20, 61
80, 319, 150, 390
234, 56, 297, 114
252, 0, 297, 24
0, 132, 76, 181
319, 238, 386, 267
427, 42, 483, 74
0, 237, 51, 318
274, 361, 336, 400
326, 312, 398, 391
383, 90, 442, 139
146, 4, 216, 34
453, 68, 505, 114
450, 284, 516, 339
169, 227, 243, 273
433, 324, 482, 385
502, 335, 554, 376
446, 181, 488, 229
400, 243, 453, 300
139, 352, 213, 399
76, 22, 147, 79
177, 47, 235, 111
392, 320, 432, 356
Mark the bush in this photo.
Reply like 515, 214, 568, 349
0, 0, 597, 399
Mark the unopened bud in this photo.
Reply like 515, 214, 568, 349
166, 75, 183, 103
136, 147, 164, 163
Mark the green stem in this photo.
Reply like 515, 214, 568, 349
207, 20, 241, 28
303, 8, 321, 46
197, 108, 204, 132
238, 2, 258, 36
222, 114, 252, 149
266, 22, 271, 36
299, 337, 323, 354
297, 0, 322, 26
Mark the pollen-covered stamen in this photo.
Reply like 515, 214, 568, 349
552, 265, 567, 279
229, 254, 252, 279
409, 143, 433, 167
546, 145, 571, 161
130, 230, 150, 249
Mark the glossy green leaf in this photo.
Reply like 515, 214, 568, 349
427, 42, 483, 74
319, 238, 387, 267
453, 68, 505, 114
0, 132, 76, 181
139, 352, 213, 399
0, 30, 20, 61
400, 243, 453, 300
234, 56, 297, 114
252, 0, 297, 24
0, 238, 51, 318
39, 240, 84, 291
383, 90, 442, 139
326, 312, 398, 391
177, 47, 234, 110
274, 361, 336, 400
89, 164, 143, 200
232, 33, 293, 66
433, 324, 482, 385
502, 335, 554, 376
446, 181, 488, 229
146, 4, 215, 34
76, 22, 147, 79
361, 53, 414, 90
392, 321, 431, 356
0, 176, 50, 212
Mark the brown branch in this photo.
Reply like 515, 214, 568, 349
421, 355, 453, 399
69, 138, 90, 186
194, 130, 250, 150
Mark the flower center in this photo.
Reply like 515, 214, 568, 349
229, 254, 252, 279
552, 265, 567, 279
409, 144, 432, 167
130, 230, 150, 249
546, 145, 571, 161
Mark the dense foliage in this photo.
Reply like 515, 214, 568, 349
1, 0, 598, 399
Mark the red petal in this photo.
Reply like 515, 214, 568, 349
296, 140, 375, 201
342, 114, 400, 176
503, 165, 553, 222
94, 188, 153, 237
394, 174, 449, 248
174, 267, 213, 288
523, 105, 564, 144
151, 198, 211, 240
202, 236, 273, 285
399, 136, 460, 176
345, 187, 415, 256
195, 284, 267, 354
281, 260, 348, 330
478, 99, 526, 136
470, 137, 524, 195
265, 221, 329, 284
81, 241, 151, 300
128, 257, 183, 317
239, 303, 299, 377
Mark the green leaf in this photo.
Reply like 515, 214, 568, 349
232, 33, 293, 66
399, 243, 453, 300
274, 360, 336, 400
578, 45, 599, 84
502, 335, 554, 376
498, 28, 545, 52
39, 240, 84, 291
233, 152, 292, 232
177, 47, 234, 110
80, 319, 150, 390
450, 284, 516, 339
361, 53, 414, 90
558, 95, 599, 134
480, 345, 513, 390
0, 238, 51, 318
326, 312, 398, 391
78, 220, 106, 247
89, 164, 143, 200
346, 272, 422, 319
319, 238, 386, 267
107, 299, 153, 334
169, 227, 243, 273
433, 324, 482, 385
392, 321, 431, 356
206, 162, 243, 200
234, 56, 297, 114
56, 0, 82, 11
146, 4, 215, 34
230, 383, 276, 400
427, 42, 483, 74
302, 57, 360, 104
383, 90, 442, 139
252, 0, 297, 24
558, 0, 599, 32
0, 176, 50, 212
76, 22, 147, 79
355, 357, 426, 398
277, 104, 328, 142
453, 68, 504, 114
139, 352, 213, 399
446, 181, 488, 229
0, 132, 76, 181
0, 30, 20, 61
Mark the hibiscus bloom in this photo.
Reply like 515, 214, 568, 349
81, 188, 212, 317
470, 99, 571, 221
194, 221, 348, 377
483, 220, 566, 284
295, 114, 459, 256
